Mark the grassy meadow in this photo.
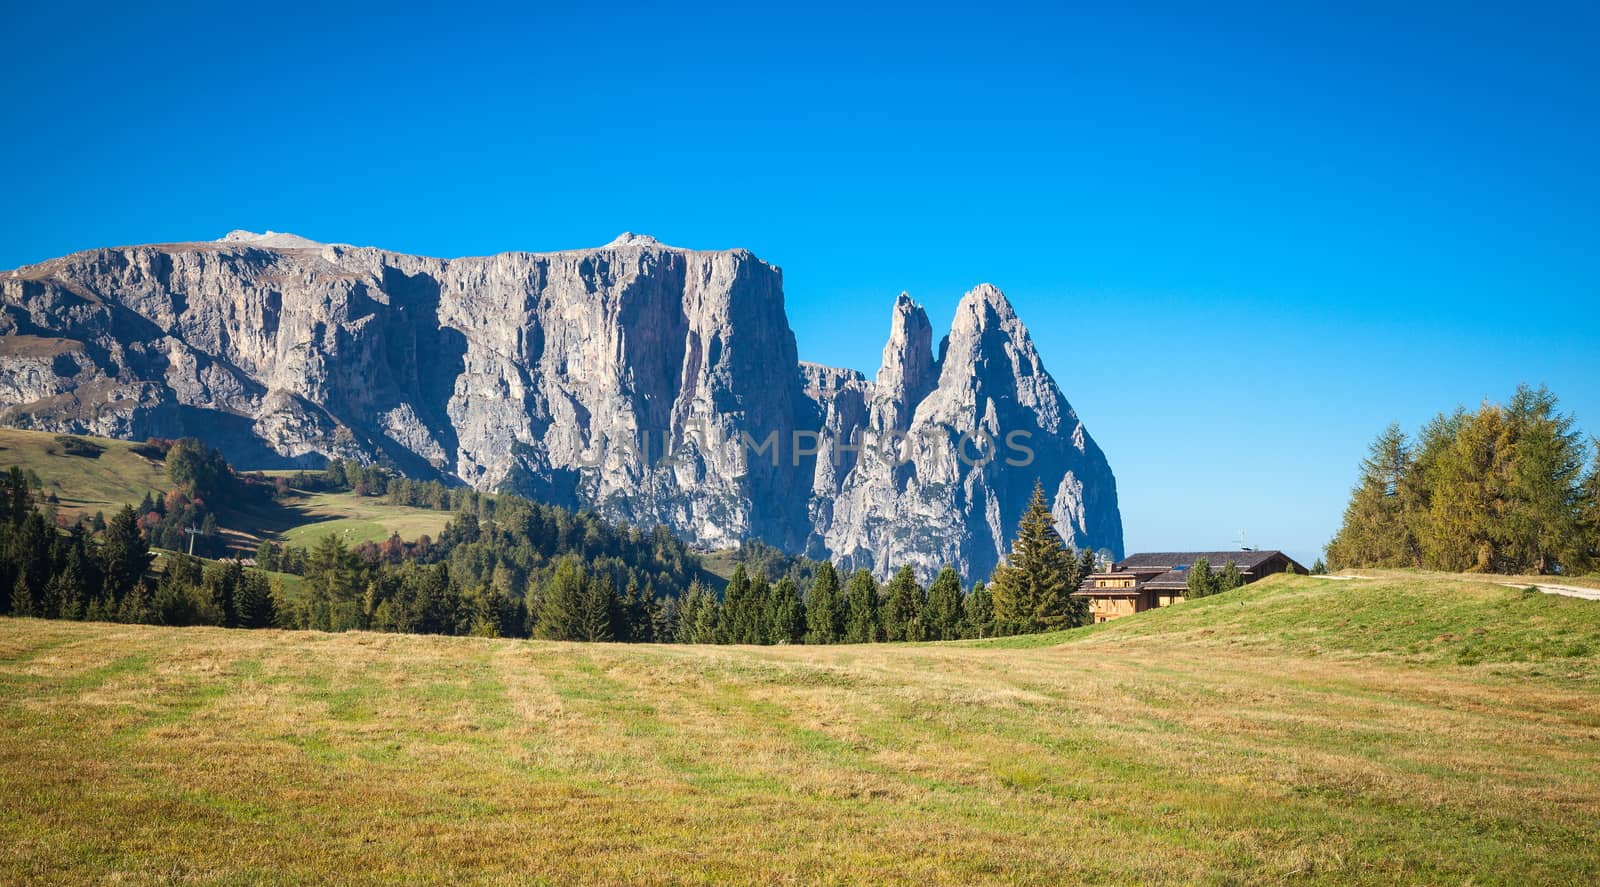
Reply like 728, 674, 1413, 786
276, 491, 454, 548
0, 428, 452, 552
0, 428, 168, 523
2, 573, 1598, 884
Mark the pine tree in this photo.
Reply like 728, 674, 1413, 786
1311, 558, 1328, 575
962, 582, 994, 639
804, 562, 845, 644
844, 569, 879, 643
1186, 557, 1216, 598
924, 566, 964, 641
989, 481, 1084, 634
880, 566, 924, 642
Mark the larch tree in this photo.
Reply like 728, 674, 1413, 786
1495, 385, 1587, 574
1326, 423, 1417, 570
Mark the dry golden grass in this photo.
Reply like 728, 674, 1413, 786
2, 574, 1598, 884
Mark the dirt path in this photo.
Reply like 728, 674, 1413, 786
1497, 581, 1600, 601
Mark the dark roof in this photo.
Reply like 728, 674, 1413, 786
1114, 550, 1292, 572
1142, 570, 1191, 590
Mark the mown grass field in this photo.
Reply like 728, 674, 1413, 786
276, 491, 454, 548
2, 573, 1598, 884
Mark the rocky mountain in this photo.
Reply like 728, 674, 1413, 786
0, 231, 1122, 579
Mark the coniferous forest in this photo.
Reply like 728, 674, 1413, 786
0, 440, 1096, 644
1328, 384, 1600, 575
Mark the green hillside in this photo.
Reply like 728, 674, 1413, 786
0, 428, 168, 521
977, 572, 1600, 672
0, 428, 451, 550
3, 574, 1597, 884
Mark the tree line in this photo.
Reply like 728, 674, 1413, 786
3, 438, 1107, 643
1327, 385, 1600, 575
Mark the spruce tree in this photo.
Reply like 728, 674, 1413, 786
1216, 560, 1245, 593
1078, 547, 1098, 581
100, 504, 152, 604
718, 565, 752, 644
116, 580, 155, 624
767, 576, 804, 644
235, 571, 277, 628
10, 570, 35, 618
745, 570, 772, 644
4, 466, 32, 524
674, 580, 719, 644
924, 566, 964, 641
618, 578, 652, 642
989, 481, 1083, 634
1186, 557, 1216, 598
880, 565, 924, 642
534, 557, 589, 641
844, 569, 879, 643
576, 575, 617, 642
804, 562, 844, 644
963, 582, 994, 639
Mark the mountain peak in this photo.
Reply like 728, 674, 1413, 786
217, 230, 326, 249
605, 232, 666, 248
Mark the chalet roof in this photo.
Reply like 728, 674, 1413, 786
1142, 570, 1191, 590
1115, 550, 1289, 572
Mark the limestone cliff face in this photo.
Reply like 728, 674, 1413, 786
0, 232, 1121, 577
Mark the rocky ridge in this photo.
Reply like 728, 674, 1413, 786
0, 231, 1122, 578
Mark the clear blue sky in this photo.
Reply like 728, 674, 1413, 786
4, 1, 1597, 564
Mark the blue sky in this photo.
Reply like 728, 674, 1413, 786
3, 1, 1597, 564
